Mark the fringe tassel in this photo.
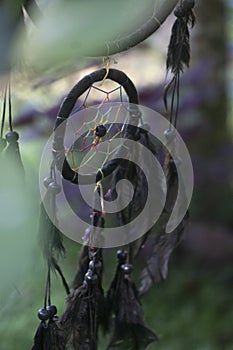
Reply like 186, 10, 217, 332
31, 306, 66, 350
39, 173, 69, 294
4, 130, 24, 174
107, 250, 158, 349
31, 169, 69, 349
60, 249, 105, 350
139, 150, 189, 295
39, 185, 65, 260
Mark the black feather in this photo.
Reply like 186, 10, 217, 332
167, 18, 190, 74
39, 191, 65, 262
166, 5, 195, 75
38, 185, 69, 295
51, 257, 70, 295
165, 3, 196, 124
138, 155, 189, 296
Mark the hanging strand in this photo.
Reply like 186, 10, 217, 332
8, 79, 13, 132
0, 85, 7, 153
1, 85, 7, 138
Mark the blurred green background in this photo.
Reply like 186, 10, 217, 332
0, 1, 233, 349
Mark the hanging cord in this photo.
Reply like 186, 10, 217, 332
100, 56, 111, 86
1, 78, 14, 134
1, 85, 7, 138
8, 79, 13, 132
44, 261, 51, 309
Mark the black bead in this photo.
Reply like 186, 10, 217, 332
164, 129, 175, 141
43, 176, 54, 188
84, 270, 98, 285
121, 263, 133, 275
129, 107, 142, 118
174, 5, 186, 18
5, 131, 19, 143
48, 181, 61, 194
89, 260, 102, 274
95, 125, 107, 138
46, 305, 57, 318
38, 308, 50, 321
117, 249, 127, 263
0, 137, 7, 151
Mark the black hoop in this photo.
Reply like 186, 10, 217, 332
53, 68, 139, 185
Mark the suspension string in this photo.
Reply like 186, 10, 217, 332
1, 85, 7, 138
169, 76, 177, 127
8, 79, 13, 132
81, 87, 92, 109
43, 260, 52, 309
100, 56, 110, 85
47, 263, 51, 306
174, 72, 180, 128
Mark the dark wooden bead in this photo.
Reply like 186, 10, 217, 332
89, 260, 102, 274
164, 129, 175, 141
174, 5, 186, 18
84, 270, 98, 285
46, 305, 57, 317
38, 308, 50, 321
43, 176, 54, 188
117, 249, 128, 263
95, 125, 107, 137
48, 181, 61, 194
121, 263, 133, 274
5, 131, 19, 143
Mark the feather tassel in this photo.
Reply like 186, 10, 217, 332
107, 250, 158, 350
164, 0, 195, 126
39, 184, 65, 261
60, 250, 105, 350
166, 0, 195, 75
39, 174, 69, 294
4, 130, 24, 174
138, 153, 189, 296
31, 307, 66, 350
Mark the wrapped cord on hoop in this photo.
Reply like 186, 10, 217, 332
53, 68, 140, 185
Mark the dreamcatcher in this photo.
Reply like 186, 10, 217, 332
30, 0, 195, 349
